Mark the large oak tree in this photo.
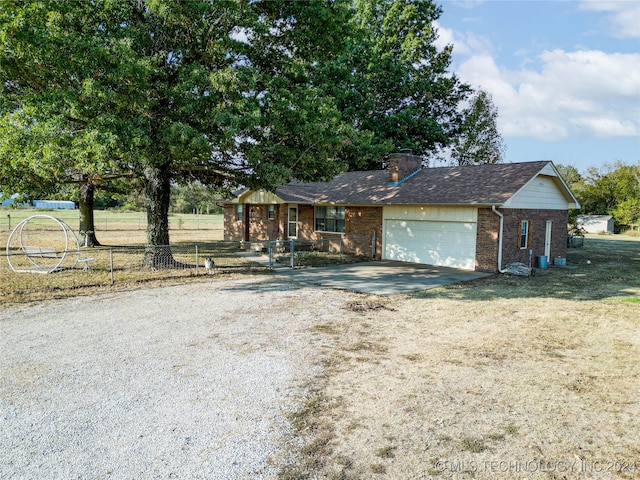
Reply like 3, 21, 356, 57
0, 0, 353, 254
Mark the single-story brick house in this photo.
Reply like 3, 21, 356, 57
223, 153, 580, 272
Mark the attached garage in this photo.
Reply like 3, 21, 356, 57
382, 206, 478, 270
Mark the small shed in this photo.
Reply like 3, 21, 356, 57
33, 200, 76, 210
577, 215, 614, 234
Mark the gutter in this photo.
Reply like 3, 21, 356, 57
492, 205, 507, 273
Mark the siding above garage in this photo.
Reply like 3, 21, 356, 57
383, 205, 477, 222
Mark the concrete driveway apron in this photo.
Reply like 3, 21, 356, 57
272, 260, 491, 296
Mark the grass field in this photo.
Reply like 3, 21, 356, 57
0, 208, 223, 245
283, 235, 640, 479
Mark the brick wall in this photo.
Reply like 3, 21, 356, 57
297, 205, 314, 239
223, 205, 242, 241
227, 204, 568, 269
475, 208, 500, 272
501, 208, 568, 266
297, 205, 382, 258
223, 204, 282, 241
247, 205, 281, 240
225, 203, 383, 258
476, 208, 568, 272
345, 206, 383, 259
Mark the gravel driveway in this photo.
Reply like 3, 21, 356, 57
1, 276, 350, 479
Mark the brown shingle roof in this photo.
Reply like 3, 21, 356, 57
276, 161, 552, 205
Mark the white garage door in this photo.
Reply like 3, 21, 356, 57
383, 206, 477, 270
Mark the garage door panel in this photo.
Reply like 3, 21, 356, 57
383, 220, 477, 270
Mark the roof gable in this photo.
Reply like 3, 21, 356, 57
504, 162, 580, 210
227, 189, 284, 204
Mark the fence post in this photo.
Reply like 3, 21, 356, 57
268, 241, 274, 269
109, 248, 114, 284
371, 230, 376, 259
195, 244, 199, 275
290, 239, 295, 268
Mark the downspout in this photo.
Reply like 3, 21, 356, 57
492, 206, 507, 273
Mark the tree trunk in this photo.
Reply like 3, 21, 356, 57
145, 164, 171, 247
78, 183, 100, 247
144, 164, 188, 268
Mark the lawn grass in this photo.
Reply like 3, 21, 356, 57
284, 234, 640, 479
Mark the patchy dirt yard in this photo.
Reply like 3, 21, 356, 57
292, 293, 639, 480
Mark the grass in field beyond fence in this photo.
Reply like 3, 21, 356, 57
0, 211, 242, 305
1, 208, 222, 231
0, 208, 223, 246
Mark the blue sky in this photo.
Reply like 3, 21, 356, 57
435, 0, 640, 173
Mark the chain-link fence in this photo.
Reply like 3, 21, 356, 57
2, 236, 374, 302
238, 235, 375, 268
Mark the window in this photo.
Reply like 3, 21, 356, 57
268, 205, 275, 220
519, 220, 529, 249
314, 206, 345, 233
236, 204, 243, 221
288, 206, 298, 238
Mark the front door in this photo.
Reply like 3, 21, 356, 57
288, 206, 298, 238
544, 220, 553, 259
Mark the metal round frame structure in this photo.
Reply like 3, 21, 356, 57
6, 215, 81, 273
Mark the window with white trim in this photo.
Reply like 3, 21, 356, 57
519, 220, 530, 249
314, 206, 345, 233
268, 205, 275, 220
236, 204, 243, 221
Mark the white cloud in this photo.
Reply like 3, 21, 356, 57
570, 115, 638, 137
434, 21, 492, 57
579, 0, 640, 38
456, 49, 640, 140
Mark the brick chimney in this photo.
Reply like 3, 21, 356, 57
388, 152, 423, 185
